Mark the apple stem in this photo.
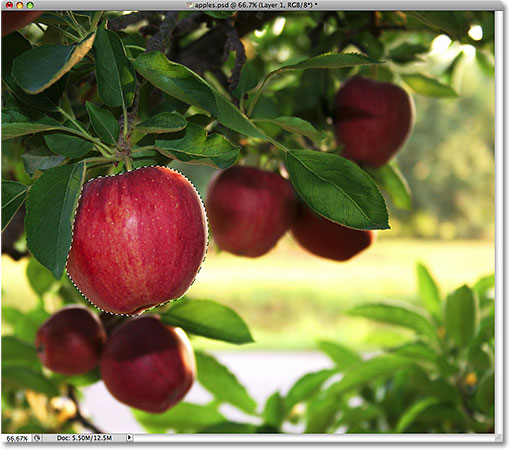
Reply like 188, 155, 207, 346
123, 155, 133, 171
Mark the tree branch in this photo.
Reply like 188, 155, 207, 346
219, 18, 246, 100
107, 11, 165, 31
67, 385, 105, 434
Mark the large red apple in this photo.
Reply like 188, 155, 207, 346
66, 167, 207, 315
206, 166, 296, 257
291, 203, 376, 261
35, 306, 106, 375
334, 77, 414, 168
2, 11, 42, 36
100, 315, 195, 413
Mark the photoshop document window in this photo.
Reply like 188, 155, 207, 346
0, 0, 503, 444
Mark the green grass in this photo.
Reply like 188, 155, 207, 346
2, 237, 494, 351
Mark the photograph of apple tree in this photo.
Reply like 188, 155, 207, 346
1, 10, 495, 434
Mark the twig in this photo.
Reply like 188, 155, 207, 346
219, 19, 246, 100
67, 385, 105, 434
146, 11, 179, 53
107, 11, 165, 31
174, 12, 209, 36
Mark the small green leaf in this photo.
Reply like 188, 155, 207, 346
203, 11, 235, 19
305, 394, 340, 433
327, 355, 413, 396
2, 180, 28, 231
401, 73, 458, 98
134, 52, 265, 139
22, 135, 66, 176
390, 341, 438, 365
286, 368, 338, 409
389, 43, 428, 64
2, 366, 59, 397
337, 405, 383, 426
25, 162, 86, 279
406, 11, 468, 41
2, 109, 64, 140
231, 62, 259, 100
364, 162, 412, 211
26, 258, 55, 297
12, 33, 95, 94
44, 133, 93, 158
133, 402, 225, 433
348, 304, 437, 342
254, 117, 326, 141
263, 391, 286, 429
135, 112, 187, 134
50, 367, 101, 388
416, 262, 442, 321
275, 52, 380, 73
85, 102, 119, 145
445, 285, 478, 348
94, 23, 136, 108
475, 370, 494, 413
2, 305, 50, 344
316, 341, 361, 370
161, 299, 253, 344
154, 123, 240, 169
286, 150, 389, 230
1, 336, 39, 368
195, 351, 257, 415
395, 397, 440, 433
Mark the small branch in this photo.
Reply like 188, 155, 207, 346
219, 19, 246, 100
174, 12, 209, 36
67, 385, 105, 434
107, 11, 165, 31
146, 11, 179, 53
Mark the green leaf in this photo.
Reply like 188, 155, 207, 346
231, 62, 259, 100
44, 133, 93, 158
348, 304, 437, 342
133, 402, 225, 433
305, 394, 340, 433
203, 11, 235, 19
395, 397, 440, 432
389, 43, 428, 64
50, 367, 101, 388
2, 366, 59, 397
2, 32, 59, 111
286, 368, 338, 409
445, 285, 478, 348
405, 11, 467, 41
25, 162, 86, 279
468, 345, 493, 371
475, 370, 494, 413
275, 52, 380, 73
94, 23, 136, 108
390, 341, 438, 365
153, 123, 240, 169
1, 180, 28, 231
364, 162, 412, 211
327, 355, 413, 397
199, 422, 257, 433
254, 117, 326, 141
85, 102, 119, 145
337, 405, 383, 426
12, 33, 95, 94
416, 262, 442, 321
285, 150, 389, 230
22, 135, 66, 176
473, 273, 495, 308
263, 391, 286, 429
2, 304, 50, 344
134, 52, 265, 139
161, 299, 253, 344
135, 112, 187, 134
1, 336, 39, 368
26, 258, 55, 297
194, 351, 257, 415
401, 73, 458, 98
2, 109, 64, 140
316, 341, 361, 370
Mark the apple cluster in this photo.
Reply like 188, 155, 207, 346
206, 77, 413, 261
36, 306, 196, 414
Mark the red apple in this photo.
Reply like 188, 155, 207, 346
2, 11, 42, 37
35, 306, 106, 375
291, 203, 376, 261
100, 315, 195, 413
66, 167, 208, 315
334, 77, 414, 168
206, 166, 296, 257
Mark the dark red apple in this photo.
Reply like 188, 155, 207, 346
2, 11, 42, 37
100, 315, 195, 413
206, 166, 296, 257
35, 306, 106, 375
334, 77, 414, 168
291, 203, 376, 261
66, 167, 207, 315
